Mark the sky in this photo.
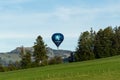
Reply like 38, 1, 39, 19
0, 0, 120, 52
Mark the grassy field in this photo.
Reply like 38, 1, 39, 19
0, 56, 120, 80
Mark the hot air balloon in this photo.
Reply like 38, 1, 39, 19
52, 33, 64, 49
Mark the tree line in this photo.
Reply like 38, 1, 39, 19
0, 26, 120, 72
0, 36, 62, 72
75, 26, 120, 61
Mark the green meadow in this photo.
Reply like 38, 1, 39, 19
0, 55, 120, 80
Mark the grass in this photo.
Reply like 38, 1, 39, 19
0, 55, 120, 80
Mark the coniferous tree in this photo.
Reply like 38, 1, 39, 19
20, 46, 26, 58
75, 30, 95, 61
103, 27, 114, 56
94, 29, 104, 58
14, 61, 21, 70
33, 35, 47, 66
20, 52, 31, 69
112, 26, 120, 55
94, 27, 114, 58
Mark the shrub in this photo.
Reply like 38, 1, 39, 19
0, 64, 5, 72
48, 56, 62, 65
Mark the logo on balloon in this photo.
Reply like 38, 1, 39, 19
52, 33, 64, 49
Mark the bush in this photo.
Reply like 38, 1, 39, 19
55, 56, 63, 64
0, 65, 5, 72
41, 59, 48, 66
48, 58, 56, 65
48, 56, 62, 65
7, 64, 16, 71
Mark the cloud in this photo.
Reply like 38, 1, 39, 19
0, 4, 119, 27
0, 33, 33, 39
0, 0, 120, 52
0, 13, 51, 28
53, 7, 79, 21
0, 4, 120, 39
0, 0, 32, 14
0, 0, 31, 4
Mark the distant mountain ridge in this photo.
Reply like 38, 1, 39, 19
0, 47, 73, 65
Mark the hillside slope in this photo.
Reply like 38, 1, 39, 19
0, 47, 72, 65
0, 55, 120, 80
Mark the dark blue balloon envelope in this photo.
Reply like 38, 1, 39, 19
52, 33, 64, 48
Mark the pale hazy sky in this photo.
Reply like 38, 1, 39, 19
0, 0, 120, 52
